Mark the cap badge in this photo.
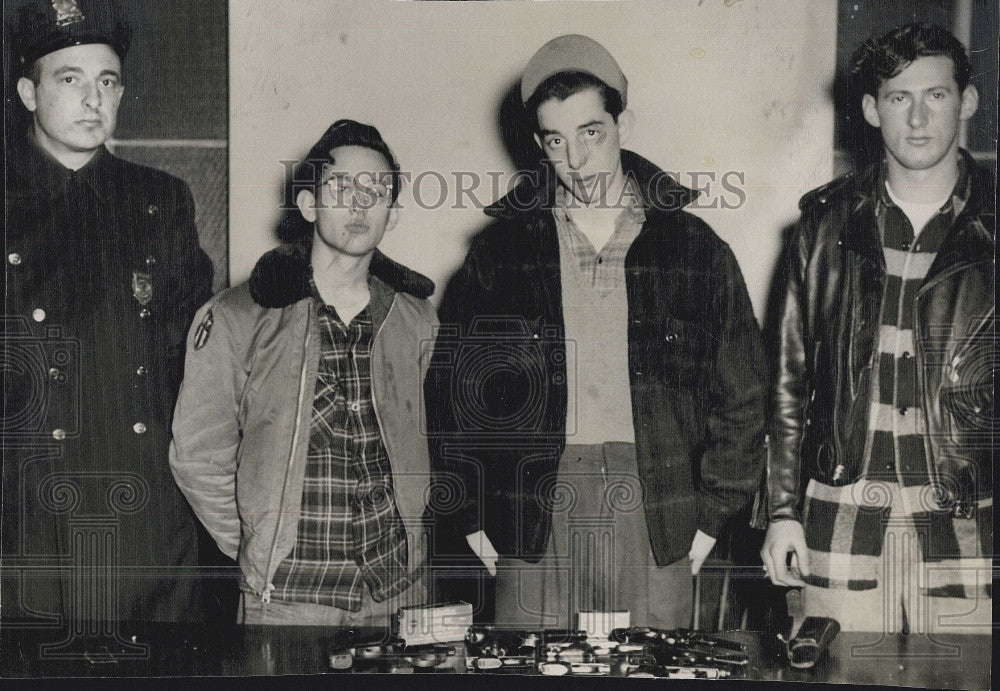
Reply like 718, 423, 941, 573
52, 0, 85, 28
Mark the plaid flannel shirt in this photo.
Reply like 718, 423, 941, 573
271, 281, 411, 610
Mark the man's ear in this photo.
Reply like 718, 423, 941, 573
861, 93, 881, 129
617, 109, 636, 146
16, 77, 38, 112
959, 84, 979, 122
296, 189, 317, 223
385, 205, 400, 234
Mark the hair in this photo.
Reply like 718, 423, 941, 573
851, 22, 971, 98
24, 60, 41, 84
279, 119, 401, 243
525, 70, 624, 131
300, 118, 401, 202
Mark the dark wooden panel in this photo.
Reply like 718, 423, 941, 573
968, 0, 998, 153
115, 0, 227, 141
115, 144, 228, 294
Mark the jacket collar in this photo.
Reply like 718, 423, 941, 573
839, 149, 994, 264
8, 130, 117, 204
248, 240, 435, 309
484, 149, 698, 223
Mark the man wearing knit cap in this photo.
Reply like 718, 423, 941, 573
425, 34, 766, 628
3, 0, 213, 625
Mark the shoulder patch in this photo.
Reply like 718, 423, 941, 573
194, 308, 214, 350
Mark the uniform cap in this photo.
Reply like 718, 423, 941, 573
7, 0, 131, 72
520, 34, 628, 106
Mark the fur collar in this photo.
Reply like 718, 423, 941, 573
249, 241, 434, 308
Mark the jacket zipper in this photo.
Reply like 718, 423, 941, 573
827, 337, 847, 483
836, 251, 882, 482
911, 305, 937, 493
369, 294, 396, 461
261, 306, 313, 603
368, 295, 409, 560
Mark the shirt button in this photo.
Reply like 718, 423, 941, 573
145, 255, 157, 267
8, 253, 22, 266
349, 402, 361, 412
136, 366, 148, 376
898, 407, 907, 416
902, 242, 910, 250
52, 428, 66, 441
48, 367, 66, 384
949, 370, 960, 383
133, 422, 147, 434
147, 204, 158, 215
665, 332, 678, 342
139, 308, 151, 319
32, 308, 46, 322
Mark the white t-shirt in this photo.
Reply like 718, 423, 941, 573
885, 181, 951, 236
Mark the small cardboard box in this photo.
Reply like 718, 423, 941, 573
576, 610, 630, 640
398, 601, 473, 646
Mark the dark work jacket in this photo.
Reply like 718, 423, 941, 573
768, 150, 995, 522
424, 150, 767, 565
3, 135, 214, 622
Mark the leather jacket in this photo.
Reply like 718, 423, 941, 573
768, 150, 995, 522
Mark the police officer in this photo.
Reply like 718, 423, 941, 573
3, 0, 213, 624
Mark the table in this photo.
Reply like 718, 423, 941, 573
0, 622, 991, 688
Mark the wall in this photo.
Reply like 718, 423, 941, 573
230, 0, 839, 321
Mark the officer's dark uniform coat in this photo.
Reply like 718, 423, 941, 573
3, 136, 214, 622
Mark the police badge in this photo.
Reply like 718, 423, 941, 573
132, 271, 153, 306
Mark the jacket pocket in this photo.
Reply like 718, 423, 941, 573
801, 417, 839, 484
659, 316, 713, 388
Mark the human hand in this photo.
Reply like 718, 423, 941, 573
760, 520, 810, 586
688, 529, 717, 575
465, 530, 498, 576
